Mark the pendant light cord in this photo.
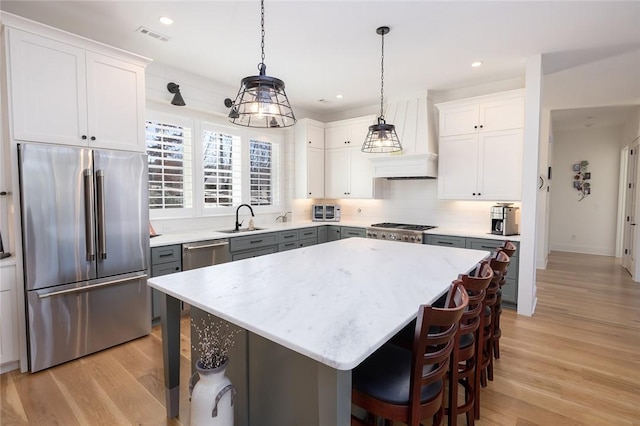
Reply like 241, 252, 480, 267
259, 0, 266, 73
379, 29, 385, 121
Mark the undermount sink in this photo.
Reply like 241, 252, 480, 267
218, 227, 267, 234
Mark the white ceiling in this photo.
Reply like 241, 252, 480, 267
1, 1, 640, 124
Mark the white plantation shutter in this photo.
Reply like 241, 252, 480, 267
146, 120, 193, 210
202, 130, 242, 208
249, 139, 278, 206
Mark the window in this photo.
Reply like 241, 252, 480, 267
146, 120, 193, 210
202, 129, 242, 208
146, 112, 282, 218
249, 139, 276, 206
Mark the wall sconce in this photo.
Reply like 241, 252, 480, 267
167, 82, 185, 106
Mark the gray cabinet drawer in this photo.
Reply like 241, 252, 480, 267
341, 227, 365, 239
278, 241, 299, 252
299, 237, 317, 248
151, 261, 181, 277
277, 230, 299, 243
231, 246, 277, 261
427, 235, 466, 248
230, 233, 278, 252
465, 238, 519, 258
299, 228, 318, 240
151, 245, 181, 265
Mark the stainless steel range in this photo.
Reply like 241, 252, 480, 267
366, 223, 437, 244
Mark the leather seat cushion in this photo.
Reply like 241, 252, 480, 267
353, 343, 441, 405
459, 332, 474, 349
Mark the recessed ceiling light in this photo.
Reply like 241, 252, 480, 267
336, 94, 344, 99
471, 61, 483, 68
159, 16, 174, 25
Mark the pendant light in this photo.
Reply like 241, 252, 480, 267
362, 26, 402, 153
228, 0, 296, 128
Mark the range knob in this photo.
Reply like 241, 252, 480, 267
409, 236, 416, 242
381, 233, 386, 239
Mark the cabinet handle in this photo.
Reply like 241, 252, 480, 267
303, 232, 313, 236
284, 243, 295, 247
308, 141, 312, 144
82, 135, 87, 140
159, 253, 173, 258
439, 241, 454, 245
91, 136, 96, 141
478, 193, 481, 196
284, 235, 295, 239
250, 239, 264, 244
474, 126, 477, 129
479, 125, 483, 129
308, 192, 312, 195
472, 193, 476, 196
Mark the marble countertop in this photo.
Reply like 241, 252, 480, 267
148, 237, 489, 370
150, 220, 519, 247
149, 220, 370, 247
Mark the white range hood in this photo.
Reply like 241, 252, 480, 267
370, 95, 439, 179
371, 153, 438, 179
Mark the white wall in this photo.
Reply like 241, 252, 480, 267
549, 125, 624, 255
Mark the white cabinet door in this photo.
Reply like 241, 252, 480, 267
86, 53, 146, 151
438, 103, 479, 137
307, 147, 324, 198
8, 28, 88, 145
306, 123, 325, 149
348, 146, 374, 198
0, 265, 18, 366
478, 129, 523, 200
294, 119, 325, 198
325, 124, 351, 149
325, 148, 349, 198
479, 97, 525, 133
438, 134, 479, 199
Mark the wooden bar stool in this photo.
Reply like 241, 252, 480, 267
446, 261, 493, 426
492, 242, 517, 361
351, 281, 469, 426
485, 250, 510, 383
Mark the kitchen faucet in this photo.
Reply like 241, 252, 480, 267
235, 204, 255, 231
275, 211, 292, 223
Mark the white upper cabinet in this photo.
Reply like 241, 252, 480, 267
6, 25, 149, 152
325, 116, 374, 149
438, 90, 525, 137
294, 119, 325, 198
324, 116, 377, 199
436, 90, 525, 201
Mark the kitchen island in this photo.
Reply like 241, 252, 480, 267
148, 237, 489, 425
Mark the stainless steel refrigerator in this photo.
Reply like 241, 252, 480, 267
18, 143, 150, 372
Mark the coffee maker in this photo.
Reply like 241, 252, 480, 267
490, 203, 519, 236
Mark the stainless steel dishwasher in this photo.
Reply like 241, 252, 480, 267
182, 239, 231, 270
181, 239, 230, 313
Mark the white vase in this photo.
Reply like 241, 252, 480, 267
190, 358, 235, 426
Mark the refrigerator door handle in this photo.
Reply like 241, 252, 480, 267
37, 273, 149, 299
84, 169, 96, 261
96, 170, 107, 260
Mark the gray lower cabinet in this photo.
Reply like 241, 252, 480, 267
317, 226, 328, 243
230, 233, 279, 261
150, 244, 182, 322
425, 235, 520, 307
327, 225, 342, 241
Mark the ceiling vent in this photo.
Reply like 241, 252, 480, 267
136, 26, 171, 42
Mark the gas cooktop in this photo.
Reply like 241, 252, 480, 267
370, 223, 437, 231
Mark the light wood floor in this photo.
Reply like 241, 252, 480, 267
2, 251, 640, 425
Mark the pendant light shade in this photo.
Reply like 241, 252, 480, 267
362, 26, 402, 153
228, 0, 296, 128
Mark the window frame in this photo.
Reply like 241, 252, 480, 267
145, 112, 195, 220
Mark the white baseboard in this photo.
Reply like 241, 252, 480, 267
549, 243, 615, 256
0, 360, 19, 374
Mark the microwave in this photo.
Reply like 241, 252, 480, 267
312, 204, 341, 222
